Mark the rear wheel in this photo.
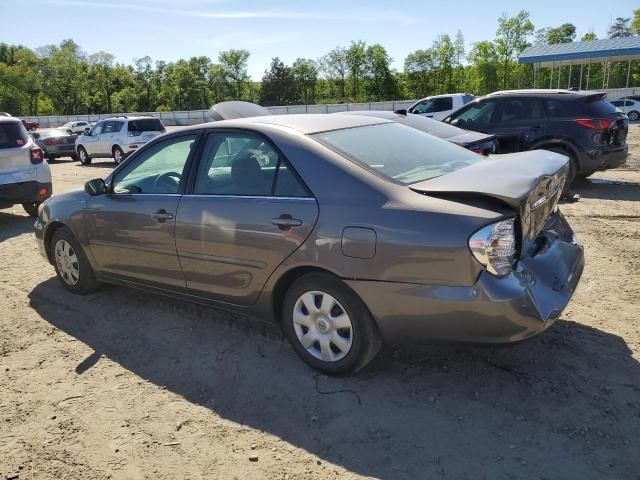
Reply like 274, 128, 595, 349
113, 146, 125, 164
627, 111, 639, 121
22, 202, 40, 217
51, 227, 101, 295
78, 146, 91, 165
282, 273, 382, 375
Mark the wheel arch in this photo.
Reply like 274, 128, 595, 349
270, 265, 349, 322
43, 221, 67, 264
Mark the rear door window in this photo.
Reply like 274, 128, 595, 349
498, 98, 546, 123
0, 122, 29, 149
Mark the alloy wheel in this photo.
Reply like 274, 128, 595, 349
292, 291, 353, 362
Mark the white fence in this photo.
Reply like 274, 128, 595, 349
25, 100, 418, 128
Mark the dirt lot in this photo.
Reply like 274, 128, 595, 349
1, 127, 640, 480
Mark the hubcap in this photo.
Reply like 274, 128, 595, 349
54, 239, 80, 286
80, 149, 86, 162
292, 291, 353, 362
114, 149, 122, 163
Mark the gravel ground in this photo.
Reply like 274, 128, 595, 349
1, 126, 639, 480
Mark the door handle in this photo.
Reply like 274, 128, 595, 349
271, 215, 302, 230
151, 209, 174, 222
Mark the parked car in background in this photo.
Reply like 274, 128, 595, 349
32, 129, 79, 162
21, 119, 40, 131
75, 116, 166, 165
36, 112, 583, 374
407, 93, 476, 120
337, 110, 496, 155
57, 120, 92, 135
443, 90, 629, 182
610, 99, 640, 121
0, 117, 51, 216
0, 112, 12, 117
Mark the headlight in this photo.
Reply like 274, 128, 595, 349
468, 218, 517, 276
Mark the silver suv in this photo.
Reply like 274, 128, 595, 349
0, 117, 52, 216
75, 116, 166, 165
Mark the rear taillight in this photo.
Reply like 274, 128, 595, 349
575, 118, 615, 130
30, 147, 44, 164
469, 218, 517, 277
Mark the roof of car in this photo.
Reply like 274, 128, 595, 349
487, 89, 605, 97
182, 113, 390, 135
0, 116, 21, 124
100, 115, 157, 122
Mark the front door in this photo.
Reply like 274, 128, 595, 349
85, 133, 199, 287
82, 121, 103, 156
175, 131, 319, 305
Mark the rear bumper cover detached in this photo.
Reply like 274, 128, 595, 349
578, 145, 628, 174
0, 181, 52, 208
347, 211, 584, 345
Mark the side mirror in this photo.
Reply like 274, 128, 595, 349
85, 178, 106, 196
394, 109, 408, 115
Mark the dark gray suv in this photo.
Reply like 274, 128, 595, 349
35, 113, 584, 374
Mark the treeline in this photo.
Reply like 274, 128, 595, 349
1, 10, 639, 116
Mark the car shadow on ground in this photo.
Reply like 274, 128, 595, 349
74, 161, 116, 169
0, 210, 35, 242
572, 177, 640, 202
28, 279, 640, 479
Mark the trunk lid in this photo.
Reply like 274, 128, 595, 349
410, 150, 569, 248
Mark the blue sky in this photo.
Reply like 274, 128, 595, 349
1, 0, 637, 79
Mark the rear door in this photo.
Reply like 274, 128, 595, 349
490, 97, 547, 153
175, 130, 318, 305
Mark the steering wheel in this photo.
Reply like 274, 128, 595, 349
153, 171, 182, 193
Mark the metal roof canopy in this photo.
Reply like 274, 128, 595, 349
519, 37, 640, 67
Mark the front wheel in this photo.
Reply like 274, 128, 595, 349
78, 146, 91, 165
51, 227, 101, 295
627, 111, 639, 121
113, 146, 125, 164
22, 202, 41, 217
282, 273, 382, 375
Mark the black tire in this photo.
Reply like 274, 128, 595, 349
22, 202, 40, 217
66, 129, 72, 135
78, 146, 91, 165
628, 111, 639, 122
112, 146, 125, 164
47, 155, 56, 163
282, 273, 383, 375
71, 154, 79, 161
50, 227, 101, 295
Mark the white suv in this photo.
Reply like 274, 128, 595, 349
0, 117, 52, 217
407, 93, 476, 121
57, 120, 92, 135
75, 116, 166, 165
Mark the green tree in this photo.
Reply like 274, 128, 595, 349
546, 23, 576, 44
632, 9, 640, 35
346, 40, 367, 99
291, 58, 318, 104
581, 31, 597, 41
260, 57, 296, 106
495, 10, 534, 89
608, 17, 631, 38
320, 47, 348, 99
364, 44, 396, 101
218, 49, 250, 100
404, 48, 436, 98
467, 40, 500, 94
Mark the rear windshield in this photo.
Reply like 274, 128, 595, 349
589, 99, 618, 116
38, 129, 66, 138
312, 123, 483, 184
127, 118, 165, 133
0, 122, 28, 149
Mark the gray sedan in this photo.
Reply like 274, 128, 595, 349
35, 114, 584, 374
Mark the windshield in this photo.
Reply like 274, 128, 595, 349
313, 123, 483, 184
62, 122, 74, 127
